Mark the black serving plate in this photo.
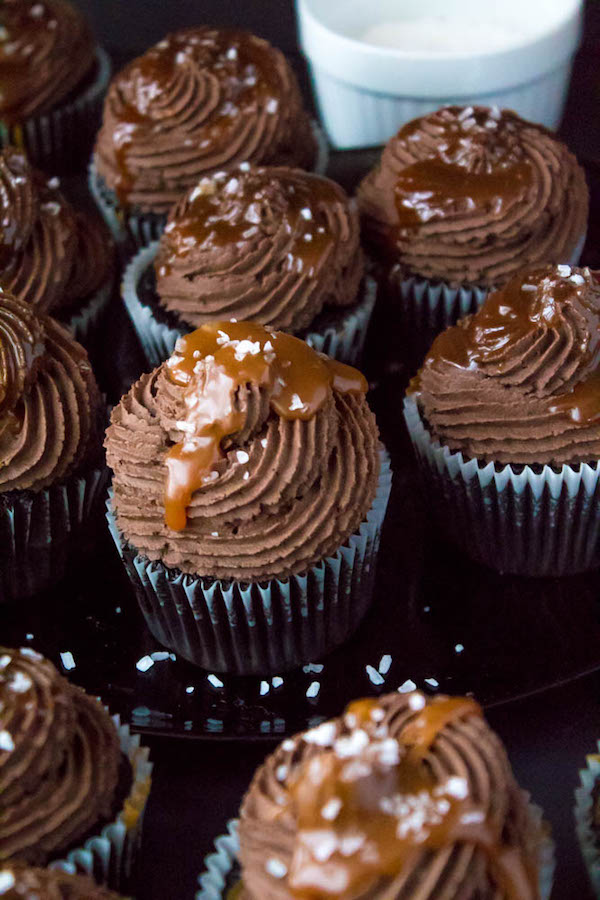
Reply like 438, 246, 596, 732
3, 159, 600, 741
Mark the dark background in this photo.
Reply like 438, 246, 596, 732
69, 1, 600, 898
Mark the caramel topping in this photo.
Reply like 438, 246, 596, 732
163, 322, 367, 531
393, 107, 534, 230
162, 168, 339, 278
426, 265, 600, 373
110, 29, 282, 206
548, 369, 600, 426
286, 695, 537, 900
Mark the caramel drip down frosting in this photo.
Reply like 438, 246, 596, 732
0, 292, 102, 493
358, 106, 588, 287
0, 147, 114, 315
0, 866, 123, 898
0, 0, 95, 123
413, 264, 600, 466
239, 692, 542, 899
155, 166, 363, 333
94, 28, 317, 214
105, 321, 380, 581
0, 647, 122, 866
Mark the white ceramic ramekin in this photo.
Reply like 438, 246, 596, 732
296, 0, 583, 148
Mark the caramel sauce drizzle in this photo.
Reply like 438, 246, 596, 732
161, 169, 339, 279
111, 29, 281, 206
285, 694, 538, 900
421, 265, 600, 425
163, 321, 367, 531
393, 108, 533, 231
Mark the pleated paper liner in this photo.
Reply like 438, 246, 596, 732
575, 744, 600, 897
106, 449, 392, 675
403, 395, 600, 577
61, 275, 114, 349
377, 232, 587, 375
0, 47, 111, 175
0, 464, 110, 604
122, 242, 376, 370
50, 714, 152, 895
89, 119, 330, 258
196, 804, 555, 900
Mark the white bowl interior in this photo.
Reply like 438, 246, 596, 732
306, 0, 580, 53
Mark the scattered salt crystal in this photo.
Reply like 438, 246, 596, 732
455, 643, 464, 653
557, 264, 572, 277
303, 663, 324, 674
408, 692, 426, 711
334, 729, 369, 758
20, 648, 41, 660
150, 651, 170, 661
9, 672, 32, 693
340, 834, 365, 856
260, 681, 270, 696
443, 776, 469, 799
211, 531, 219, 537
226, 47, 238, 60
186, 686, 194, 694
208, 674, 224, 688
136, 656, 154, 673
0, 872, 15, 893
276, 764, 288, 781
272, 676, 283, 688
289, 394, 306, 412
46, 176, 59, 189
303, 721, 336, 746
570, 273, 585, 285
0, 656, 11, 670
281, 738, 295, 751
313, 833, 337, 862
236, 450, 250, 464
398, 679, 417, 694
243, 472, 250, 480
521, 283, 537, 292
424, 677, 439, 688
366, 665, 384, 686
378, 654, 392, 675
265, 858, 287, 878
300, 207, 312, 220
261, 438, 267, 448
30, 4, 44, 18
461, 810, 485, 825
0, 731, 14, 752
321, 797, 342, 821
239, 161, 250, 172
266, 98, 279, 114
225, 177, 239, 194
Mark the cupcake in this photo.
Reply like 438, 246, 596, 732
0, 0, 111, 174
105, 321, 391, 674
122, 165, 375, 368
91, 27, 323, 253
0, 866, 123, 898
0, 146, 115, 346
0, 292, 109, 602
404, 263, 600, 577
358, 105, 588, 354
0, 646, 152, 890
232, 691, 551, 899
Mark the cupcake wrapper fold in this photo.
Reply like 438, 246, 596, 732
106, 449, 392, 675
575, 744, 600, 896
89, 119, 329, 258
389, 230, 587, 348
122, 242, 376, 369
0, 465, 110, 604
195, 809, 555, 900
403, 395, 600, 577
50, 714, 152, 894
0, 47, 111, 174
62, 276, 114, 348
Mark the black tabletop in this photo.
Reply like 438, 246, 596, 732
36, 2, 600, 897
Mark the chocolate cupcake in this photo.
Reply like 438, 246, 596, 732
0, 147, 115, 345
404, 263, 600, 576
358, 105, 588, 354
226, 692, 551, 898
0, 0, 111, 174
105, 321, 391, 673
0, 647, 152, 890
91, 27, 325, 253
0, 292, 109, 602
122, 165, 375, 367
0, 866, 123, 898
0, 864, 118, 900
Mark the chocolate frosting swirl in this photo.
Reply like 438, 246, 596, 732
0, 866, 123, 898
414, 264, 600, 466
239, 692, 541, 900
105, 323, 380, 581
0, 148, 114, 315
0, 293, 102, 493
94, 28, 317, 214
0, 647, 122, 866
0, 0, 95, 123
358, 106, 588, 287
154, 166, 363, 333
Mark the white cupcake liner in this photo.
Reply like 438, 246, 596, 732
61, 276, 114, 348
403, 395, 600, 576
49, 713, 153, 894
0, 47, 111, 174
89, 119, 329, 258
106, 448, 392, 675
196, 806, 554, 900
122, 242, 376, 369
388, 230, 587, 343
574, 744, 600, 896
0, 464, 110, 604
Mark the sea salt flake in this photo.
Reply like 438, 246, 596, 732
236, 450, 250, 464
276, 764, 288, 781
304, 721, 336, 746
208, 674, 224, 688
424, 677, 439, 688
260, 680, 270, 696
442, 776, 469, 799
303, 663, 324, 673
0, 731, 14, 752
321, 797, 343, 821
461, 810, 485, 825
366, 665, 384, 685
408, 692, 426, 711
557, 264, 572, 277
272, 676, 283, 688
30, 4, 45, 18
186, 686, 194, 694
151, 651, 170, 661
234, 339, 261, 360
0, 872, 15, 893
0, 656, 10, 670
266, 98, 279, 114
335, 729, 369, 759
289, 393, 306, 412
398, 679, 417, 693
378, 654, 392, 675
300, 207, 313, 220
455, 643, 464, 653
226, 47, 238, 60
521, 283, 537, 292
265, 858, 287, 878
136, 656, 154, 673
282, 738, 295, 751
9, 672, 32, 693
340, 834, 365, 856
243, 471, 250, 480
570, 273, 585, 285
